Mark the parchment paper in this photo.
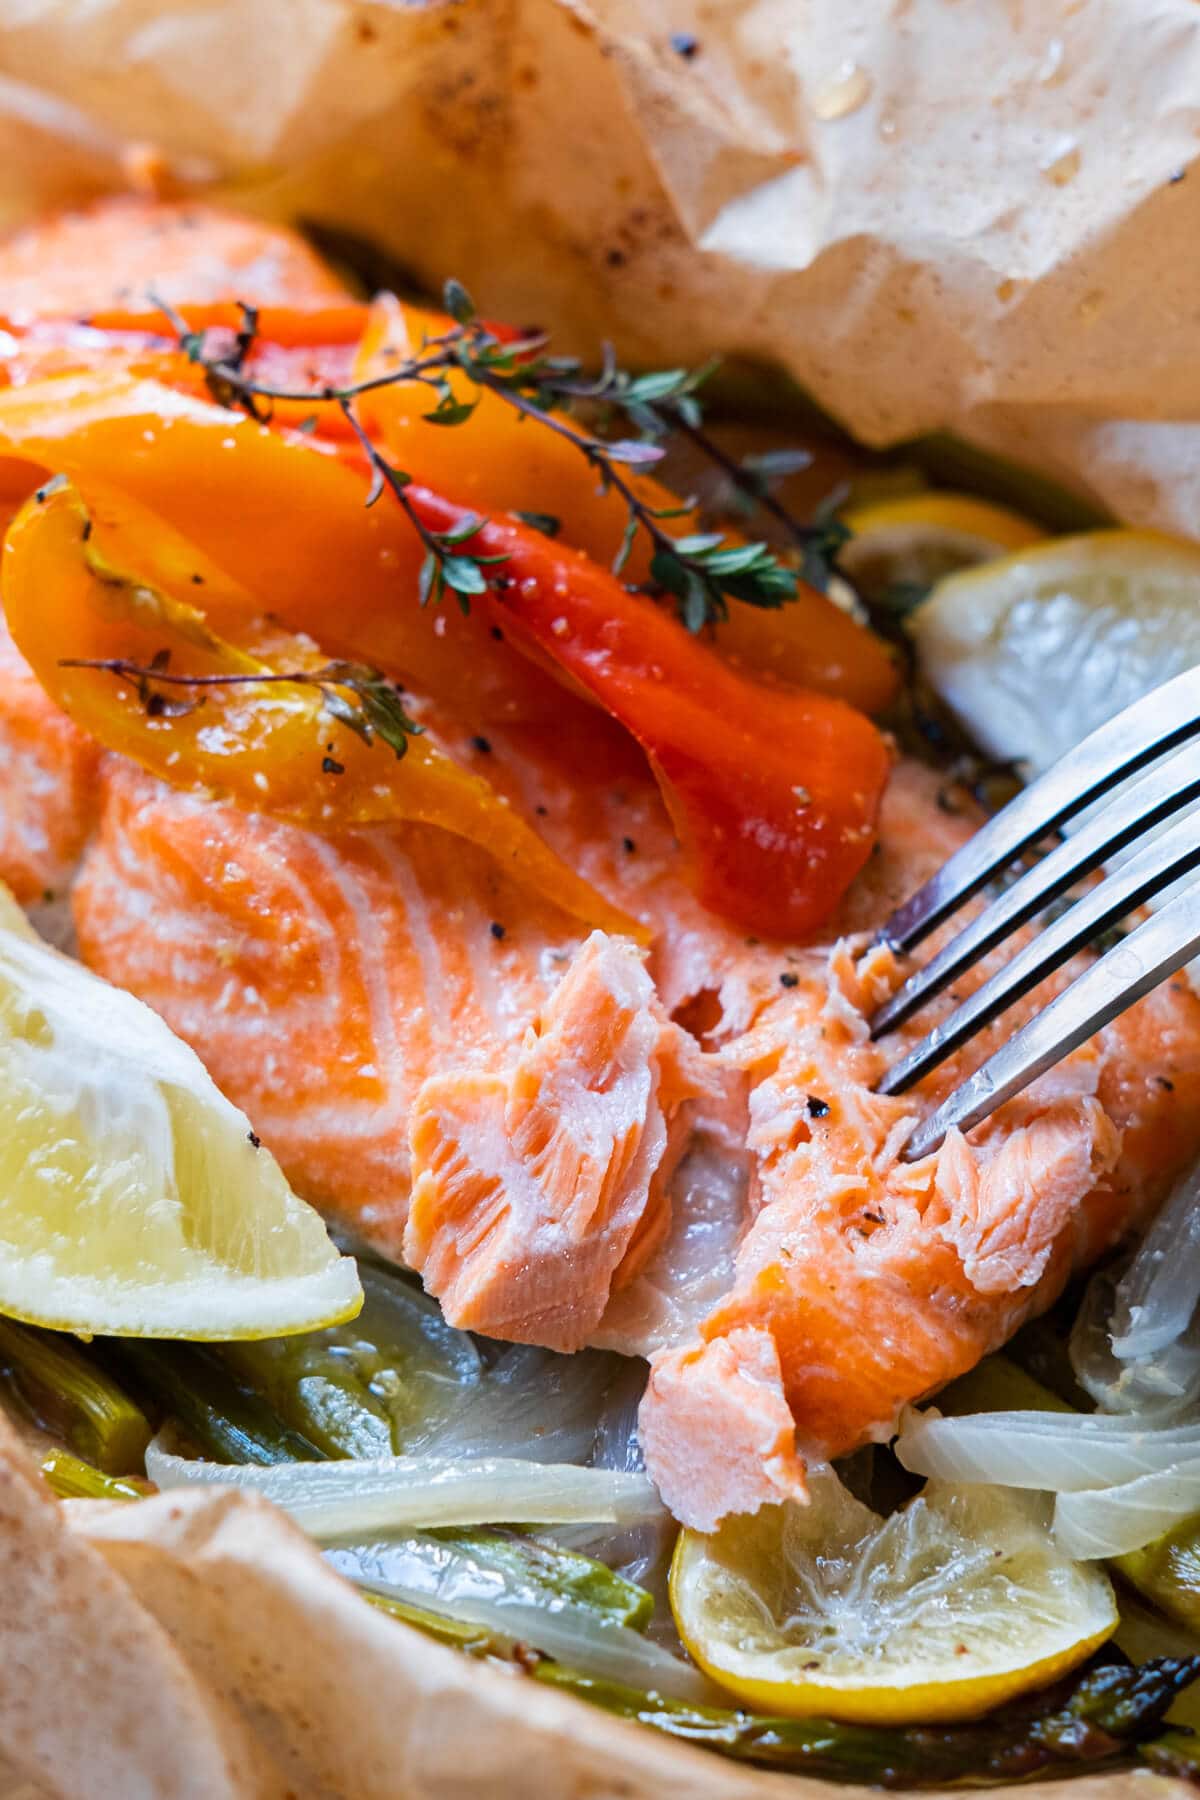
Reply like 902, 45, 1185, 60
1, 3, 1198, 1793
4, 0, 1200, 534
0, 1415, 1182, 1800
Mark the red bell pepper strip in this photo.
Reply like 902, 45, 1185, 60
406, 489, 893, 939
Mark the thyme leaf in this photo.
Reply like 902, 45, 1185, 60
59, 654, 422, 760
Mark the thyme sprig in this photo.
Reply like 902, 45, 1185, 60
147, 284, 842, 630
59, 651, 421, 759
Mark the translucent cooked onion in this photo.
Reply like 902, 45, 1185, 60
1071, 1156, 1200, 1421
326, 1536, 710, 1700
589, 1355, 648, 1475
1112, 1160, 1200, 1359
145, 1439, 664, 1534
1053, 1459, 1200, 1559
416, 1345, 622, 1466
896, 1408, 1200, 1490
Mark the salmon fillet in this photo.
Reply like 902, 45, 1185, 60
0, 620, 98, 908
0, 197, 348, 320
73, 758, 723, 1322
66, 733, 1200, 1528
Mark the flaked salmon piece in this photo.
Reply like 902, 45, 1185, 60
636, 903, 1200, 1530
0, 197, 349, 321
406, 931, 722, 1351
637, 1327, 809, 1518
65, 716, 1200, 1531
0, 619, 98, 907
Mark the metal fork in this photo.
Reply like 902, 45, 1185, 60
871, 666, 1200, 1160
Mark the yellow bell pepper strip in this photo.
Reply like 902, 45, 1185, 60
1, 482, 644, 942
0, 369, 567, 725
354, 294, 900, 715
401, 489, 892, 938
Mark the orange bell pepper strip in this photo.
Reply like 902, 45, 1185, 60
0, 369, 565, 725
400, 490, 892, 939
354, 294, 899, 715
2, 481, 643, 942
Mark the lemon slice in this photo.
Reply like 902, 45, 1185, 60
0, 880, 360, 1338
912, 530, 1200, 775
670, 1468, 1117, 1725
839, 492, 1044, 599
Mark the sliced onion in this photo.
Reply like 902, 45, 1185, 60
1111, 1159, 1200, 1359
145, 1438, 664, 1535
1053, 1457, 1200, 1559
417, 1345, 621, 1466
327, 1537, 709, 1701
1070, 1156, 1200, 1422
589, 1356, 648, 1475
896, 1407, 1200, 1490
1069, 1267, 1200, 1421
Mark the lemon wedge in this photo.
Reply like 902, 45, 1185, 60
0, 880, 360, 1338
839, 492, 1044, 599
670, 1468, 1117, 1725
912, 530, 1200, 775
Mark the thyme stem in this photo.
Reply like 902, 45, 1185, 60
60, 655, 421, 759
146, 285, 835, 627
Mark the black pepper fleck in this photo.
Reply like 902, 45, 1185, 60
807, 1095, 830, 1118
670, 30, 700, 57
471, 735, 492, 754
322, 755, 345, 775
191, 573, 205, 585
490, 921, 506, 940
1157, 1075, 1176, 1091
780, 971, 799, 989
623, 836, 637, 854
247, 1131, 261, 1149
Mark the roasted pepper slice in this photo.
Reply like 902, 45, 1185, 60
1, 481, 643, 941
402, 491, 891, 939
0, 369, 565, 725
355, 294, 899, 714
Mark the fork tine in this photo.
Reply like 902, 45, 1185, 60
879, 808, 1200, 1096
900, 880, 1200, 1161
879, 666, 1200, 955
871, 739, 1200, 1038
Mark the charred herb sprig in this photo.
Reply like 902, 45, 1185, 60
60, 652, 421, 759
148, 285, 835, 630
